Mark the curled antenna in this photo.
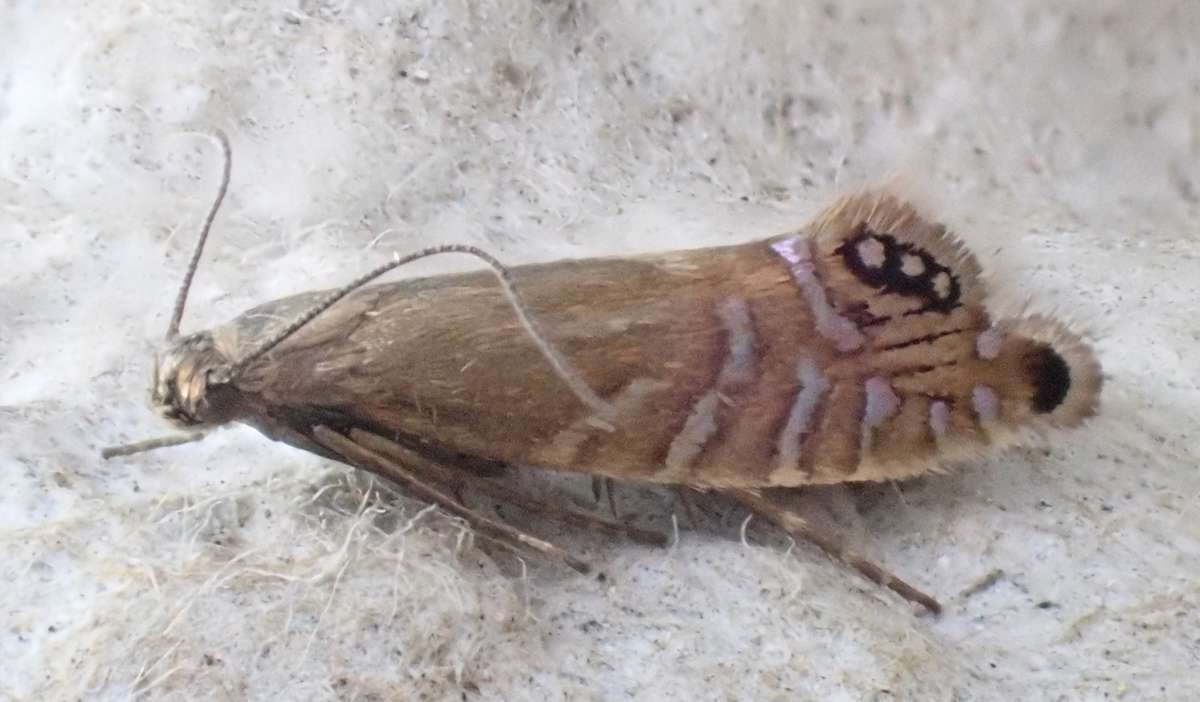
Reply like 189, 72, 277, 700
166, 129, 232, 340
212, 244, 615, 419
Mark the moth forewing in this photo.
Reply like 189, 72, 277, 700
199, 193, 1100, 492
126, 135, 1101, 614
212, 243, 825, 486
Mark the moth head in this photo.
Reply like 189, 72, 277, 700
982, 316, 1103, 429
151, 331, 236, 428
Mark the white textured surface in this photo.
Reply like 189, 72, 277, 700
3, 1, 1198, 699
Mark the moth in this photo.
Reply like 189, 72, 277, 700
107, 132, 1102, 613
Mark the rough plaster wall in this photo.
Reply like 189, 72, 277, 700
2, 0, 1197, 699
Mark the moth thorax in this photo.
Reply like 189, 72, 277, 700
152, 332, 234, 428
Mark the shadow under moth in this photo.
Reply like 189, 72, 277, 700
106, 132, 1103, 614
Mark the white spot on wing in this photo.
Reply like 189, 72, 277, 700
932, 271, 952, 299
773, 357, 830, 477
862, 376, 900, 427
856, 237, 886, 268
972, 385, 999, 422
929, 400, 950, 438
661, 297, 758, 476
716, 298, 756, 386
770, 235, 866, 352
900, 253, 925, 276
664, 391, 722, 472
975, 329, 1003, 360
860, 376, 901, 459
539, 377, 667, 465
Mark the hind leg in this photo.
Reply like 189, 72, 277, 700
346, 428, 667, 547
723, 488, 941, 614
312, 425, 592, 572
313, 425, 667, 573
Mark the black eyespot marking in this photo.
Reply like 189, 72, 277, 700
1026, 344, 1071, 413
834, 225, 962, 314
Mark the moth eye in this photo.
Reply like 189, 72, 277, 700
1025, 344, 1072, 413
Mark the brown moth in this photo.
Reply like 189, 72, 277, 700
107, 133, 1102, 613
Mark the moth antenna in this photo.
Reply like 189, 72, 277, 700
217, 244, 616, 419
101, 432, 208, 459
166, 129, 233, 340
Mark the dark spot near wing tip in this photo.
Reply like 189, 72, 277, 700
1027, 344, 1071, 413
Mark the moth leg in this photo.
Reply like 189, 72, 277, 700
589, 477, 621, 520
723, 488, 942, 614
604, 477, 619, 520
674, 486, 699, 526
344, 428, 668, 547
311, 425, 591, 573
